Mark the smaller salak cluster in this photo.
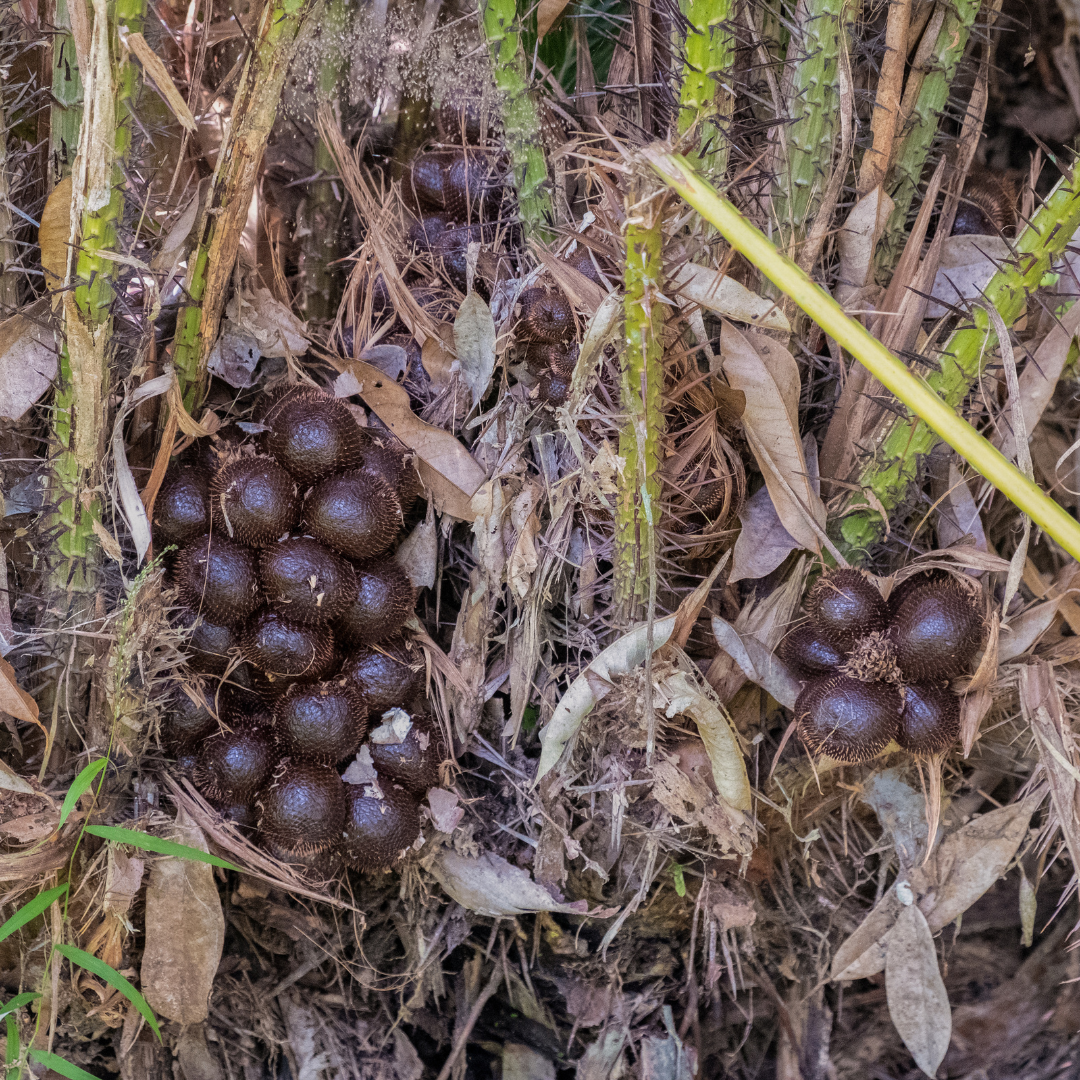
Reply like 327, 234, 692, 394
153, 386, 445, 876
398, 133, 603, 408
781, 569, 986, 762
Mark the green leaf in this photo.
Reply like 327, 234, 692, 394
0, 992, 41, 1020
83, 826, 240, 871
28, 1049, 102, 1079
0, 883, 68, 945
59, 758, 108, 829
5, 1014, 18, 1077
53, 945, 160, 1040
671, 862, 686, 898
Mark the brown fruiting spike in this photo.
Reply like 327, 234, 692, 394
193, 728, 275, 802
408, 213, 450, 252
272, 680, 368, 764
333, 559, 415, 647
210, 455, 299, 547
890, 580, 985, 681
163, 683, 218, 749
241, 610, 336, 682
806, 569, 889, 649
174, 534, 261, 627
408, 149, 501, 221
153, 467, 210, 548
796, 675, 902, 763
212, 800, 257, 830
360, 435, 423, 516
897, 683, 961, 756
518, 287, 575, 343
779, 622, 846, 678
257, 762, 347, 854
340, 637, 423, 711
369, 711, 445, 795
303, 471, 401, 562
340, 777, 422, 871
564, 244, 606, 285
259, 536, 357, 626
263, 389, 365, 486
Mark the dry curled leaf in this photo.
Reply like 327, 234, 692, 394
430, 849, 587, 917
39, 176, 72, 294
885, 903, 951, 1078
0, 303, 58, 422
720, 322, 825, 553
536, 615, 677, 782
672, 263, 789, 331
337, 361, 486, 521
140, 809, 225, 1025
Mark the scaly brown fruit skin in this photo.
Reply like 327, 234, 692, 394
210, 455, 299, 547
193, 728, 275, 803
257, 762, 347, 854
163, 683, 218, 748
897, 682, 961, 755
241, 609, 336, 683
175, 608, 241, 676
340, 777, 422, 871
333, 559, 415, 647
263, 389, 365, 485
340, 638, 423, 711
272, 679, 368, 764
796, 675, 902, 763
359, 434, 423, 515
153, 467, 210, 549
517, 287, 575, 344
175, 535, 261, 627
806, 569, 889, 649
369, 712, 445, 794
779, 622, 847, 678
259, 536, 357, 626
890, 580, 984, 681
303, 471, 401, 561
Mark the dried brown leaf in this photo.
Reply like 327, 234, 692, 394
0, 303, 57, 422
720, 322, 825, 552
536, 0, 571, 40
885, 903, 951, 1078
429, 849, 587, 917
140, 808, 225, 1025
39, 176, 72, 294
453, 291, 497, 411
673, 264, 789, 331
338, 361, 486, 520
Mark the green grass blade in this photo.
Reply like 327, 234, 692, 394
59, 759, 108, 829
53, 945, 160, 1040
0, 884, 68, 945
28, 1050, 102, 1080
0, 993, 41, 1020
5, 1014, 18, 1079
84, 825, 241, 871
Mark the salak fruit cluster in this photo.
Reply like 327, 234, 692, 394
782, 569, 985, 762
154, 386, 445, 876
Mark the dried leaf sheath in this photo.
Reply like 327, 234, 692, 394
616, 188, 665, 619
173, 0, 317, 409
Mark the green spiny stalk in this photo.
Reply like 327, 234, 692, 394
677, 0, 735, 183
771, 0, 844, 244
48, 0, 84, 184
302, 0, 348, 321
838, 155, 1080, 557
480, 0, 553, 238
50, 0, 145, 574
615, 189, 665, 620
877, 0, 980, 269
174, 0, 317, 409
